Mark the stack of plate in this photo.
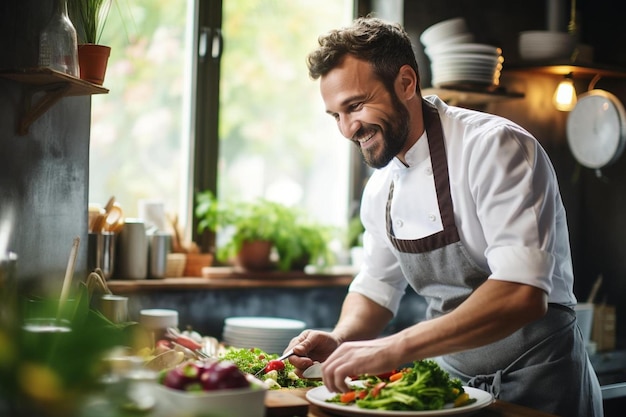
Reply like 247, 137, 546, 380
421, 17, 504, 88
222, 316, 306, 354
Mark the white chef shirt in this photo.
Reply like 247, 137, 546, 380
350, 95, 577, 316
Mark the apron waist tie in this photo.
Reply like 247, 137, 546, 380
467, 370, 503, 398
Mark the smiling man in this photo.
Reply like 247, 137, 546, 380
287, 16, 603, 417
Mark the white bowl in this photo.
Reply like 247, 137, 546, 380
420, 17, 468, 47
152, 377, 268, 417
426, 42, 501, 58
519, 30, 575, 60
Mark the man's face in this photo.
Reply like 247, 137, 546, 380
320, 55, 410, 169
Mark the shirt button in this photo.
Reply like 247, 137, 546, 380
394, 173, 400, 181
395, 219, 404, 228
428, 213, 437, 222
425, 167, 433, 176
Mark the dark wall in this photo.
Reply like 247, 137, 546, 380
403, 0, 626, 346
0, 1, 91, 295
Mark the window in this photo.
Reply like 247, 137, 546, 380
89, 0, 191, 222
89, 0, 355, 255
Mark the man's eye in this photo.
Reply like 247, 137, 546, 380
349, 102, 363, 112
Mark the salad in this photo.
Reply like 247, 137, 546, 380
219, 347, 322, 389
326, 360, 476, 411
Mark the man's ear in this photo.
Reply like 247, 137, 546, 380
397, 64, 419, 100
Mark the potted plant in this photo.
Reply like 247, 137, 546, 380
67, 0, 113, 85
269, 204, 335, 271
195, 190, 333, 272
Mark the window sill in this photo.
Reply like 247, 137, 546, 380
107, 266, 355, 294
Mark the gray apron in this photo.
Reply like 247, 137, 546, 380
384, 99, 603, 417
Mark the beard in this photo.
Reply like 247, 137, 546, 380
355, 93, 411, 169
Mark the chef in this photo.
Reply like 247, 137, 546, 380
288, 17, 603, 417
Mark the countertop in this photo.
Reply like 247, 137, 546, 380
267, 388, 559, 417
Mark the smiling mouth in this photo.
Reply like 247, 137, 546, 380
354, 129, 376, 145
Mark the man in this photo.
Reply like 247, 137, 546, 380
288, 17, 603, 417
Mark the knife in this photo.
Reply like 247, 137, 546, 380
302, 362, 323, 379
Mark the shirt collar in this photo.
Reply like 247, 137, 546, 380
390, 130, 429, 169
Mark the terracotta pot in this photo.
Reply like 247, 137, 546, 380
183, 253, 213, 277
235, 240, 274, 271
78, 44, 111, 85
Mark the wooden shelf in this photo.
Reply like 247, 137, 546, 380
107, 267, 355, 294
505, 62, 626, 78
0, 67, 109, 135
423, 85, 524, 106
423, 62, 626, 107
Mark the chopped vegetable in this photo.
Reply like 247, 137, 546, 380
340, 391, 358, 403
265, 359, 285, 372
326, 359, 476, 411
218, 347, 322, 389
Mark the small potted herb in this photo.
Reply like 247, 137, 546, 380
67, 0, 114, 84
195, 190, 333, 271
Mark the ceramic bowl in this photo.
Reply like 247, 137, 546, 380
151, 376, 268, 417
420, 17, 469, 47
518, 30, 575, 60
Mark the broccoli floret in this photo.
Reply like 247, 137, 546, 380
354, 360, 465, 411
359, 391, 425, 410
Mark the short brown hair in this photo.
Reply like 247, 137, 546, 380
306, 17, 420, 91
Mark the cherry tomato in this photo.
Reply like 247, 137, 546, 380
265, 360, 285, 372
340, 391, 357, 403
375, 370, 396, 380
370, 381, 386, 398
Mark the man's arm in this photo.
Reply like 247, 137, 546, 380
332, 292, 395, 343
320, 279, 547, 393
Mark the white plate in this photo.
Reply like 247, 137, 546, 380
224, 317, 306, 330
426, 43, 501, 57
306, 385, 494, 417
420, 17, 468, 47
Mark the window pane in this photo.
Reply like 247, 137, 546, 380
89, 0, 192, 223
219, 0, 353, 228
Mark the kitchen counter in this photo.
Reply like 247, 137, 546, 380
79, 387, 559, 417
267, 388, 559, 417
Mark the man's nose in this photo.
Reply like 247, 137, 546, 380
338, 114, 360, 140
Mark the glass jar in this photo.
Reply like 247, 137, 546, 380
38, 0, 79, 76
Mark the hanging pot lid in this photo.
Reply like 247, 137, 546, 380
566, 89, 626, 169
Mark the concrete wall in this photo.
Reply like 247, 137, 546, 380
0, 1, 91, 297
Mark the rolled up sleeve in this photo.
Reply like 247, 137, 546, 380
486, 245, 555, 294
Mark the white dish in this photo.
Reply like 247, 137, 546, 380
420, 17, 468, 47
432, 62, 501, 70
306, 385, 495, 416
426, 32, 475, 48
430, 54, 503, 66
224, 316, 306, 331
518, 31, 574, 60
152, 377, 267, 417
426, 43, 501, 57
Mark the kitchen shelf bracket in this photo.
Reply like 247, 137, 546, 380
19, 82, 72, 135
0, 67, 109, 135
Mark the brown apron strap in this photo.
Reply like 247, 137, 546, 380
387, 99, 460, 253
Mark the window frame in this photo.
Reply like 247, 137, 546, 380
191, 0, 371, 251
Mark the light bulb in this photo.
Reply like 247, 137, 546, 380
553, 74, 577, 111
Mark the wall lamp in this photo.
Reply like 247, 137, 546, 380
553, 72, 577, 111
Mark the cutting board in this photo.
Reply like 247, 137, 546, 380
265, 389, 310, 417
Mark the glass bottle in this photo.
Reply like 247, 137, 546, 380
38, 0, 79, 77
